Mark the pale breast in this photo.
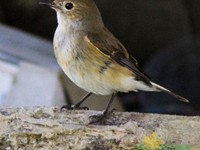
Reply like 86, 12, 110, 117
53, 26, 139, 95
53, 26, 113, 94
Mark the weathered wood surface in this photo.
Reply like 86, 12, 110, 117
0, 107, 199, 149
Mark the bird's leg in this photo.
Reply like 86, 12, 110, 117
89, 93, 116, 124
61, 92, 92, 111
103, 93, 116, 115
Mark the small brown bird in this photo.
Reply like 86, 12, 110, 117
40, 0, 189, 119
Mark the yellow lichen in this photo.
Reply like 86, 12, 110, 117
143, 132, 164, 150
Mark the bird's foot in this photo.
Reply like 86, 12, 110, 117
88, 108, 115, 125
60, 105, 89, 111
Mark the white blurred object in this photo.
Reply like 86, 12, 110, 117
0, 23, 59, 70
0, 61, 18, 104
4, 62, 66, 107
0, 24, 66, 107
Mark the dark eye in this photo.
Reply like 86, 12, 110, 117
65, 3, 74, 10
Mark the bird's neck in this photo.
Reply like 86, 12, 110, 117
57, 13, 105, 33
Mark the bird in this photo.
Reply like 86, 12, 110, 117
40, 0, 189, 119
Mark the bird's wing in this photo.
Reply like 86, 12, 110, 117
85, 30, 152, 86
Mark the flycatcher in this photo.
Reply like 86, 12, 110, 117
40, 0, 189, 117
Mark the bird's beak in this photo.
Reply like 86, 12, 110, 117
39, 0, 57, 9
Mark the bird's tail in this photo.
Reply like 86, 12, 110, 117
151, 82, 189, 103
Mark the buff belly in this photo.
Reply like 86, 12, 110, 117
59, 53, 149, 95
54, 28, 153, 94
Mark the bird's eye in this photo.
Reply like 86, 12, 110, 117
65, 3, 74, 10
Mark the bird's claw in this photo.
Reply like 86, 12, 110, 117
60, 105, 89, 111
88, 108, 116, 125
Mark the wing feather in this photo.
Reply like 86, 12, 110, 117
85, 29, 151, 86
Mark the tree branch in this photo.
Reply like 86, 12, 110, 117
0, 107, 199, 149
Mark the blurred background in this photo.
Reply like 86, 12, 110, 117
0, 0, 199, 115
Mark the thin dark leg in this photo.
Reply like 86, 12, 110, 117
61, 92, 92, 110
89, 93, 116, 124
73, 92, 92, 108
103, 93, 115, 115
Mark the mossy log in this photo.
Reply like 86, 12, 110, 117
0, 107, 199, 149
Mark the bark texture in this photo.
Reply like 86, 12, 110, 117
0, 107, 199, 149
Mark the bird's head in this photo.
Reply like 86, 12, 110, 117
40, 0, 104, 30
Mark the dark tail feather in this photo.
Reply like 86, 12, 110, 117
151, 82, 189, 103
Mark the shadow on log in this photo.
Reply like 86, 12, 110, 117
0, 107, 199, 149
